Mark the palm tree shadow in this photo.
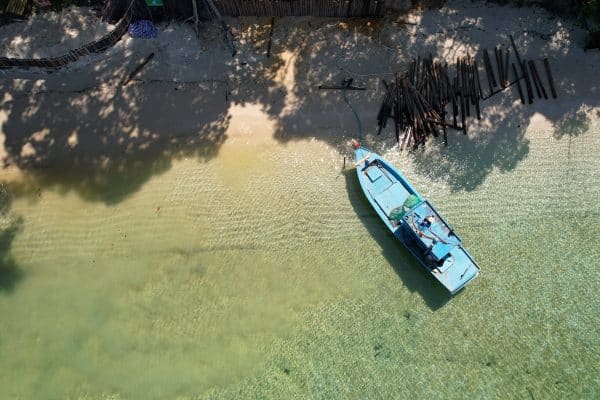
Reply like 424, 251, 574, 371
343, 169, 450, 310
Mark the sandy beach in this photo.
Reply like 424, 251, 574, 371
0, 1, 598, 183
0, 2, 599, 399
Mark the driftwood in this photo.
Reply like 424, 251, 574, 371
318, 78, 365, 91
266, 17, 275, 57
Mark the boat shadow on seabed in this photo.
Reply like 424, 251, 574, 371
343, 169, 459, 311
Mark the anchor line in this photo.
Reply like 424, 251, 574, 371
343, 81, 363, 140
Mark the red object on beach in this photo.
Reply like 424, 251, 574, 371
34, 0, 52, 7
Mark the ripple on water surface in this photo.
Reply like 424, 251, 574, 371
0, 127, 599, 398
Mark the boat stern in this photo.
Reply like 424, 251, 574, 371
433, 246, 480, 295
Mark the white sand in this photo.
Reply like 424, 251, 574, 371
0, 0, 598, 173
0, 6, 113, 59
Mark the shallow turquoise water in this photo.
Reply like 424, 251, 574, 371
0, 116, 599, 399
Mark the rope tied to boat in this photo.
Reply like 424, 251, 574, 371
342, 78, 363, 140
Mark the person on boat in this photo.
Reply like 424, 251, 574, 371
416, 214, 450, 245
418, 231, 437, 242
421, 215, 435, 228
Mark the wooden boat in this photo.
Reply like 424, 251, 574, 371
353, 140, 480, 295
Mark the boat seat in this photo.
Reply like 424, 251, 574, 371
437, 253, 455, 273
431, 242, 454, 261
373, 183, 410, 217
365, 166, 383, 182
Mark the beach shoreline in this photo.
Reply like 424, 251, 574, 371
0, 1, 598, 183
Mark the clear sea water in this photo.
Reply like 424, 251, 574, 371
0, 112, 598, 399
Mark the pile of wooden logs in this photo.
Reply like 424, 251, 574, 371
376, 35, 558, 150
377, 54, 483, 150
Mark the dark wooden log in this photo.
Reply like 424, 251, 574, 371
522, 60, 534, 104
458, 60, 467, 135
471, 62, 481, 120
318, 85, 365, 90
528, 60, 542, 98
400, 126, 410, 151
376, 83, 395, 133
449, 74, 458, 128
512, 63, 525, 104
474, 60, 483, 99
503, 48, 510, 88
509, 35, 523, 67
483, 49, 497, 90
495, 46, 504, 89
530, 59, 547, 99
461, 59, 470, 117
481, 77, 521, 100
543, 57, 557, 99
509, 34, 528, 97
266, 17, 275, 57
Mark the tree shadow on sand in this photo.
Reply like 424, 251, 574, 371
553, 109, 590, 139
343, 170, 451, 310
3, 7, 597, 205
0, 17, 288, 293
0, 19, 287, 204
269, 5, 599, 192
0, 187, 24, 293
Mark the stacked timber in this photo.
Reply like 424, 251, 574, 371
377, 55, 482, 150
376, 38, 559, 150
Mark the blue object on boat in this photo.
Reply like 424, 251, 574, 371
128, 20, 158, 39
353, 141, 480, 295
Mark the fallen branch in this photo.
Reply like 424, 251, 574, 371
122, 52, 155, 86
266, 17, 275, 57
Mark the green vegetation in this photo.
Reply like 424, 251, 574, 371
583, 0, 600, 23
583, 0, 600, 13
